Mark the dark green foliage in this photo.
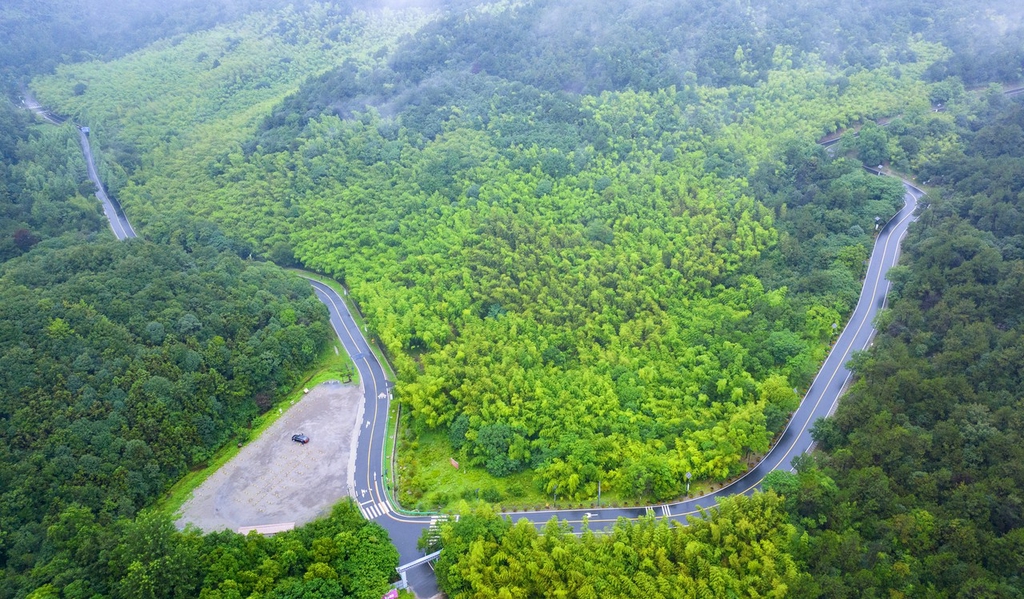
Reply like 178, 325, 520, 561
9, 501, 397, 599
856, 121, 890, 166
0, 102, 104, 261
255, 0, 1023, 149
448, 413, 470, 450
0, 237, 330, 589
780, 96, 1024, 597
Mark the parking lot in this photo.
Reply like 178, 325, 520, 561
176, 380, 364, 533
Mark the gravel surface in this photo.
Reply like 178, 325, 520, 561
176, 380, 364, 532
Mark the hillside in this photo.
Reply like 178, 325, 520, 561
6, 0, 1024, 597
30, 0, 946, 509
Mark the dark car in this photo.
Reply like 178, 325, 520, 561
291, 433, 310, 444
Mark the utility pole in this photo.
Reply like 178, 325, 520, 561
685, 471, 692, 495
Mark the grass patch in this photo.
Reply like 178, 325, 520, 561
395, 426, 738, 513
395, 428, 654, 512
153, 332, 356, 519
396, 429, 541, 512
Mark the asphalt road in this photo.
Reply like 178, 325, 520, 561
22, 91, 137, 240
25, 89, 928, 597
303, 179, 923, 597
303, 175, 921, 593
78, 129, 137, 240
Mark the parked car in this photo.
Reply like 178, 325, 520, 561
291, 433, 310, 444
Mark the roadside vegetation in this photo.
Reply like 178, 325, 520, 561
761, 85, 1024, 598
0, 64, 398, 597
33, 0, 938, 510
4, 0, 1024, 597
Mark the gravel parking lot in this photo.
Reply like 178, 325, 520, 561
176, 380, 364, 533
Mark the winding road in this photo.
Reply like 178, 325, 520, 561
309, 176, 924, 597
22, 92, 136, 240
25, 93, 928, 597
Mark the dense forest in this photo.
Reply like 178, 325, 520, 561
5, 0, 1024, 597
30, 0, 958, 508
0, 102, 104, 261
12, 501, 399, 599
0, 0, 355, 88
0, 4, 409, 594
760, 88, 1024, 597
421, 40, 1024, 599
426, 90, 1024, 597
0, 233, 341, 594
434, 493, 808, 598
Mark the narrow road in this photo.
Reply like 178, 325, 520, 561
22, 91, 136, 240
78, 129, 137, 240
305, 177, 923, 597
25, 89, 930, 598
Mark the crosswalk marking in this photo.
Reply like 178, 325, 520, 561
661, 505, 671, 517
360, 502, 386, 520
645, 506, 655, 516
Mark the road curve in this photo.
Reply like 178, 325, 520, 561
305, 176, 922, 596
26, 89, 926, 598
78, 129, 137, 240
22, 92, 137, 240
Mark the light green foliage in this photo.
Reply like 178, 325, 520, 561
31, 5, 435, 221
27, 0, 942, 506
435, 492, 808, 598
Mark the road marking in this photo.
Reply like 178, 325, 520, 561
667, 186, 921, 518
661, 505, 671, 517
645, 506, 655, 516
360, 502, 385, 520
306, 282, 383, 517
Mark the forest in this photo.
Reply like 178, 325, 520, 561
29, 0, 950, 508
3, 0, 1024, 597
0, 230, 349, 594
0, 7, 403, 594
434, 493, 808, 598
15, 501, 400, 599
760, 86, 1024, 597
426, 88, 1024, 597
0, 103, 104, 261
428, 24, 1024, 599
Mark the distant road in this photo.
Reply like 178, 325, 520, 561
22, 92, 137, 240
77, 128, 137, 240
28, 84, 996, 599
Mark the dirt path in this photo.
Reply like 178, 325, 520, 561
176, 380, 364, 532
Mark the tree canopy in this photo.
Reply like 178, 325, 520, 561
0, 233, 331, 593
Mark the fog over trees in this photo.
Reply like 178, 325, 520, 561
2, 0, 1024, 597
